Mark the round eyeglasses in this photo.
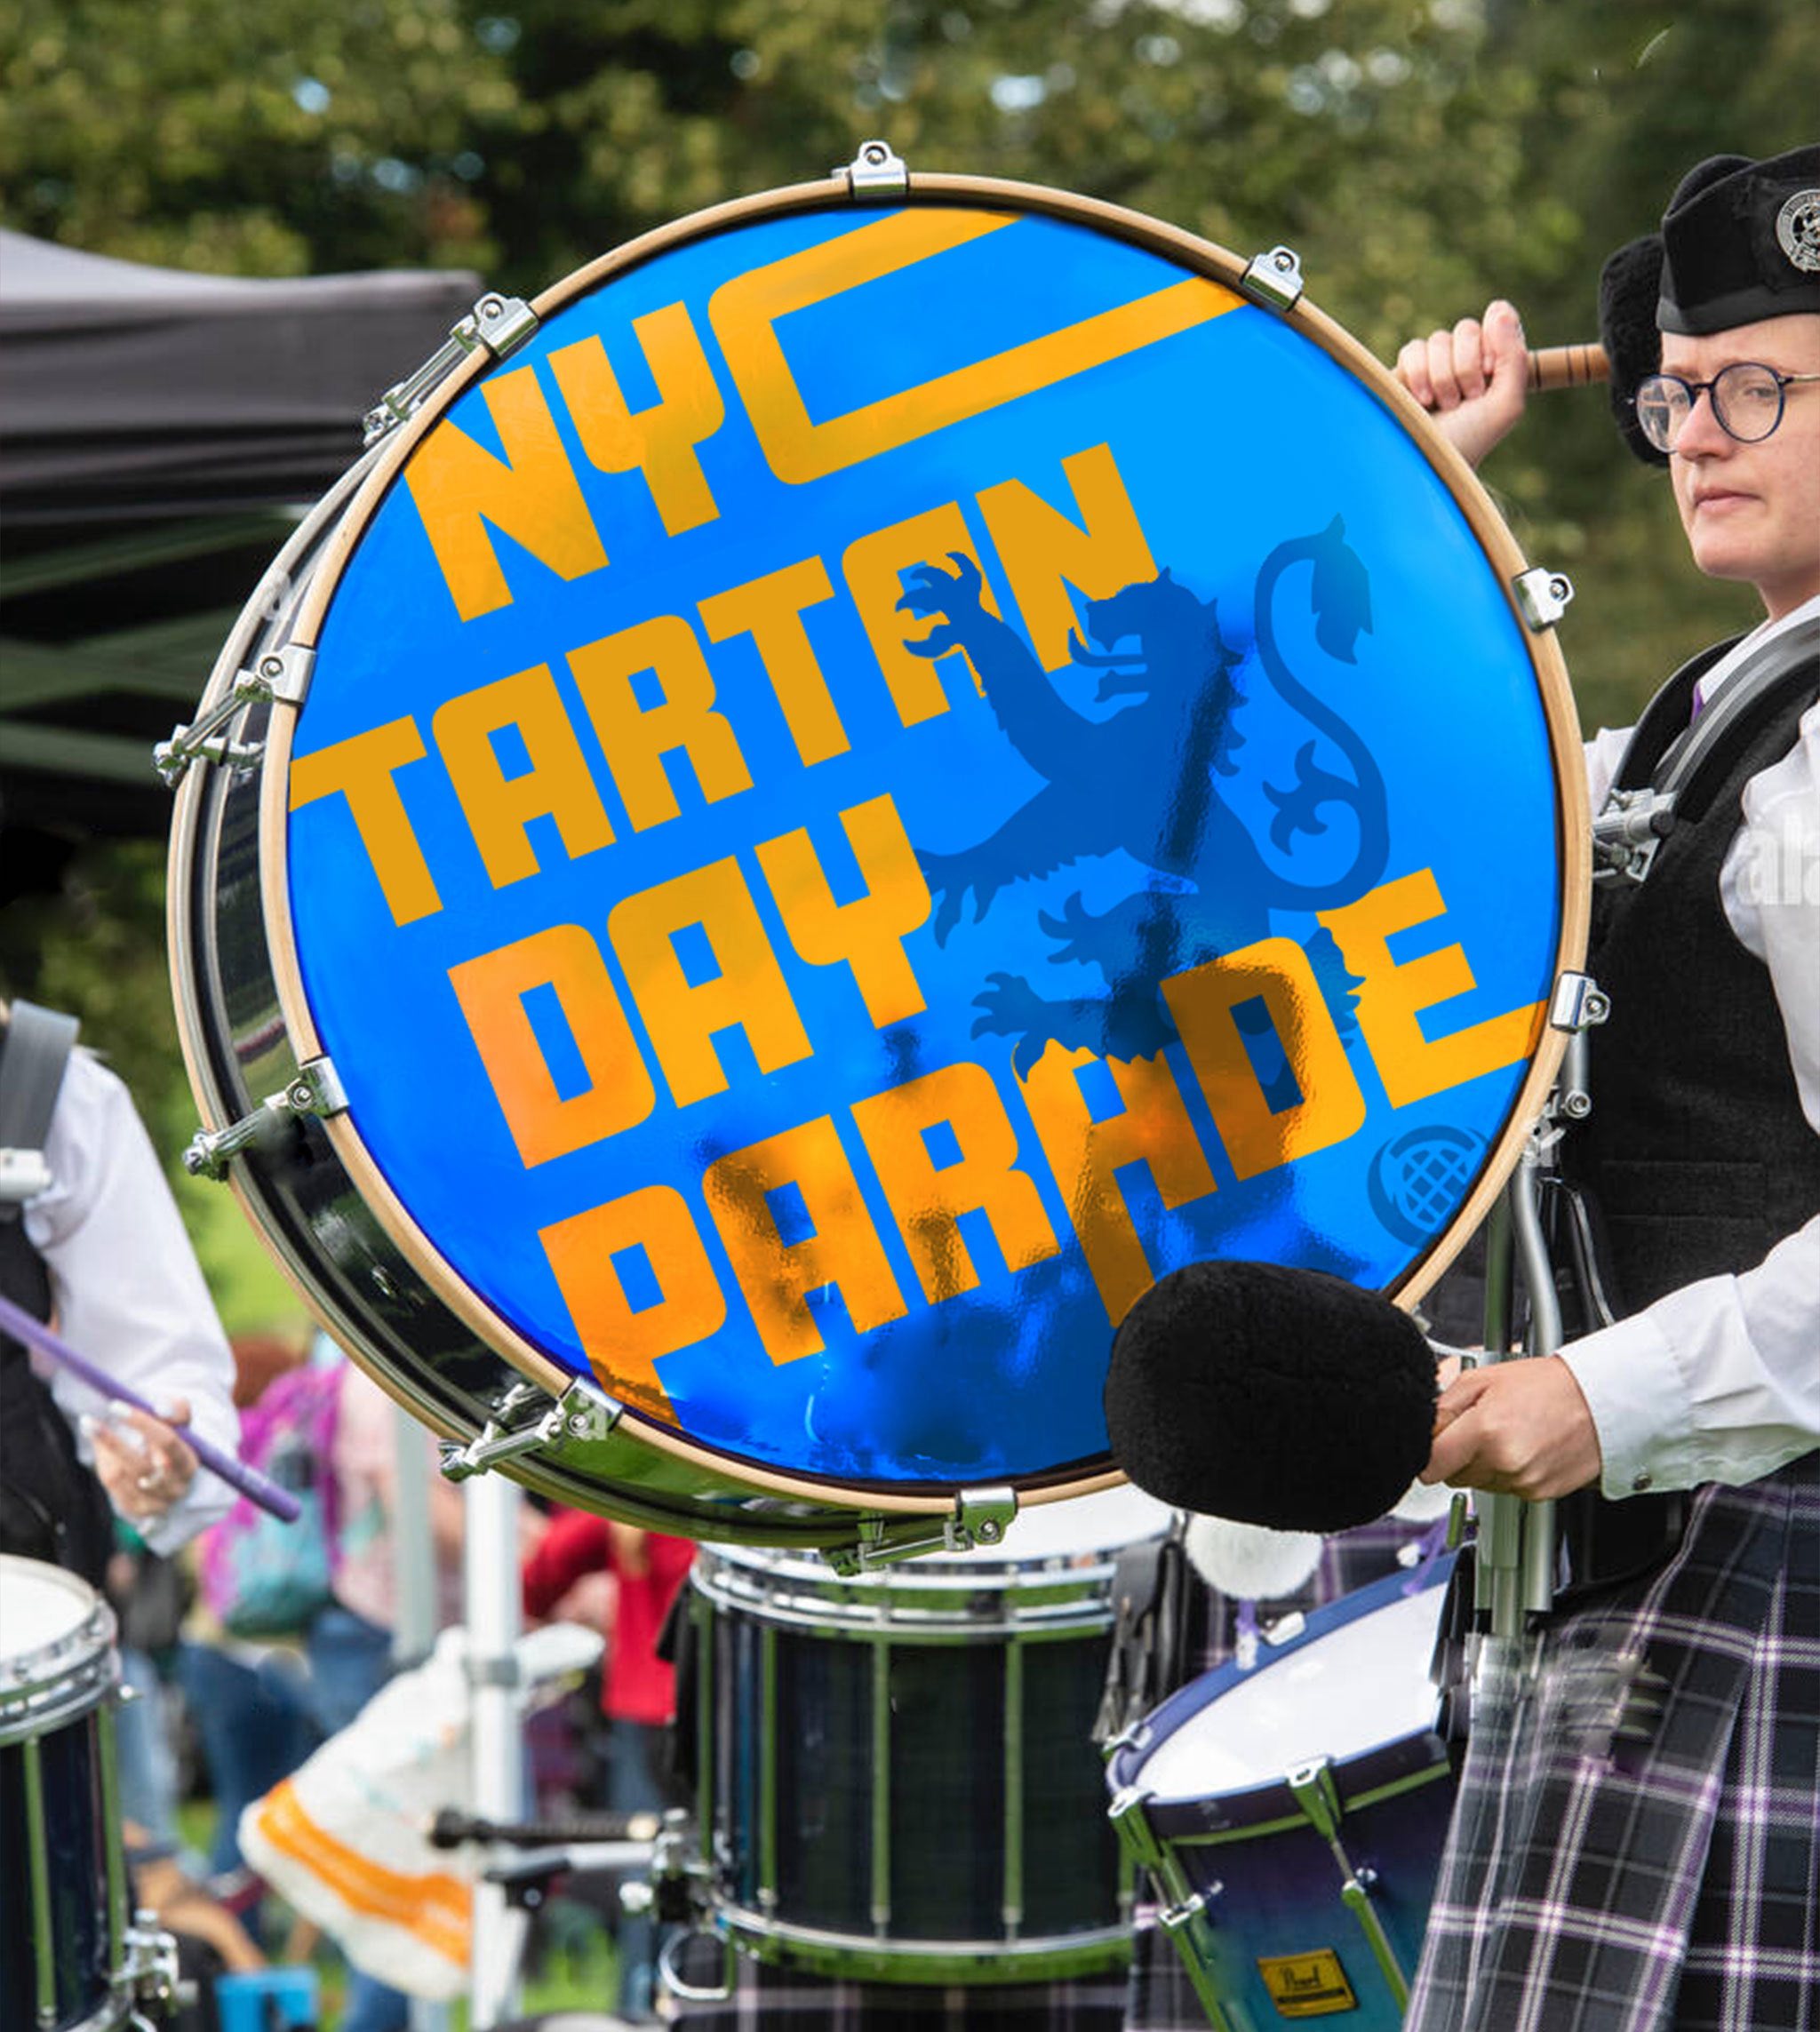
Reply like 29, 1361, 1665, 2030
1633, 361, 1820, 454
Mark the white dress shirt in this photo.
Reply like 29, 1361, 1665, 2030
1562, 591, 1820, 1498
23, 1046, 239, 1553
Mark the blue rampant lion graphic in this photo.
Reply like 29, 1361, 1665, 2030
898, 515, 1390, 1072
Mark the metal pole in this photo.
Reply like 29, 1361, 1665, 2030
1473, 1146, 1564, 1638
464, 1473, 526, 2031
1473, 1191, 1526, 1637
1509, 1143, 1561, 1619
395, 1411, 451, 2032
390, 1403, 438, 1670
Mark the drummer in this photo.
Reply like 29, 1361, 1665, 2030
1, 994, 239, 1925
0, 996, 238, 1572
1395, 146, 1820, 2028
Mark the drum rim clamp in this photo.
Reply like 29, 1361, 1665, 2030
438, 1375, 624, 1482
821, 1484, 1020, 1574
840, 139, 910, 198
156, 645, 315, 786
362, 289, 539, 447
182, 1054, 347, 1182
1285, 1754, 1415, 2010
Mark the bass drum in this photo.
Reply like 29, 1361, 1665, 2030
167, 153, 1587, 1551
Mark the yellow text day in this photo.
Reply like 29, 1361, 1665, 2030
446, 857, 1538, 1423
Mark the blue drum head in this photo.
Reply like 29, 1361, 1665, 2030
269, 178, 1585, 1502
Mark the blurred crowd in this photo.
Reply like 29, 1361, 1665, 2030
110, 1328, 690, 2031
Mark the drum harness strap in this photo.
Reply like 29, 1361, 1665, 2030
1591, 610, 1820, 886
0, 1000, 77, 1215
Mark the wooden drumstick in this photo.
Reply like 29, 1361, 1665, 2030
1526, 343, 1609, 391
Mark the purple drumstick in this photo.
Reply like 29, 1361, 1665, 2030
0, 1288, 303, 1523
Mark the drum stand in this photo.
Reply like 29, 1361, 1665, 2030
464, 1474, 529, 2032
1469, 990, 1605, 1642
1468, 1165, 1560, 1640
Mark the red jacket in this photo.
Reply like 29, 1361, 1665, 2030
522, 1509, 694, 1725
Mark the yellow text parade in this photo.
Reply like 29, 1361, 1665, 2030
504, 867, 1534, 1415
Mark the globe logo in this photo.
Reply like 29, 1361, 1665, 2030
1368, 1124, 1487, 1247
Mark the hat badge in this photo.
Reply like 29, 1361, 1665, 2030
1776, 187, 1820, 275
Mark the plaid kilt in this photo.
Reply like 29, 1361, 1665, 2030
659, 1936, 1129, 2028
1408, 1451, 1820, 2032
1122, 1518, 1425, 2030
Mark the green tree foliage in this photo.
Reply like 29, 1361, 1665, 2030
451, 0, 1572, 350
0, 0, 516, 275
7, 0, 1813, 705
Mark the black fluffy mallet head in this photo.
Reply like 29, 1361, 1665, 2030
1105, 1260, 1439, 1534
1599, 233, 1668, 468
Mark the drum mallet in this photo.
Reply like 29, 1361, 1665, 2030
0, 1288, 302, 1522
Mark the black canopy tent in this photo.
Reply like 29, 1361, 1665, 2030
0, 229, 480, 895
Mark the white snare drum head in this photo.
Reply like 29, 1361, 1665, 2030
1141, 1582, 1445, 1799
0, 1554, 101, 1666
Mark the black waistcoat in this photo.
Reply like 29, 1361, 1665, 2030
1566, 639, 1820, 1317
0, 1038, 114, 1582
0, 1209, 54, 1345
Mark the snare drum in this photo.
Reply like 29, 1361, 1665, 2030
166, 153, 1585, 1552
0, 1555, 131, 2032
688, 1485, 1171, 1982
1106, 1560, 1456, 2030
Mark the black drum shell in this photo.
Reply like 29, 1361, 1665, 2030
0, 1557, 124, 2032
687, 1487, 1170, 1982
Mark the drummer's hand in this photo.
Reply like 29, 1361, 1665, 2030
85, 1398, 199, 1529
1420, 1357, 1602, 1501
1395, 299, 1529, 469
